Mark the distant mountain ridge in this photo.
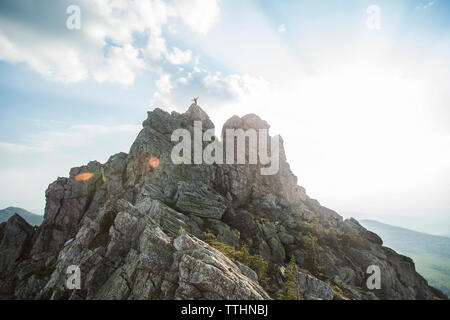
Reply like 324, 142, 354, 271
360, 219, 450, 297
0, 207, 43, 226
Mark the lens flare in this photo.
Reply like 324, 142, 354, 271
74, 172, 94, 181
149, 157, 160, 168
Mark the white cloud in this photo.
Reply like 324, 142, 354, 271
0, 142, 45, 153
416, 1, 435, 10
203, 72, 269, 100
155, 74, 172, 94
177, 77, 188, 84
167, 24, 178, 35
145, 32, 168, 60
166, 47, 192, 65
0, 29, 88, 83
0, 0, 221, 85
93, 44, 147, 86
173, 0, 221, 35
278, 24, 286, 32
150, 73, 174, 108
424, 1, 435, 9
150, 92, 174, 109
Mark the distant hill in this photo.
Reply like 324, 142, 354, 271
360, 219, 450, 297
0, 207, 44, 226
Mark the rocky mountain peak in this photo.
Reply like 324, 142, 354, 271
184, 103, 211, 122
0, 103, 446, 300
221, 113, 270, 138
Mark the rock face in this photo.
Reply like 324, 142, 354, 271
0, 103, 446, 300
298, 272, 334, 300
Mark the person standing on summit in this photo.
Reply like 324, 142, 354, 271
192, 97, 199, 105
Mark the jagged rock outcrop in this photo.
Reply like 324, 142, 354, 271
0, 215, 34, 276
0, 103, 446, 300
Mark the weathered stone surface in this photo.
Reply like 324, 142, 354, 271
298, 272, 334, 300
174, 234, 269, 300
175, 182, 228, 219
236, 261, 259, 284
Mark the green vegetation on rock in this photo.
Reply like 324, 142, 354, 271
278, 256, 303, 300
304, 233, 321, 275
201, 232, 269, 284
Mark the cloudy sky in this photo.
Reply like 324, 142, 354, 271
0, 0, 449, 235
